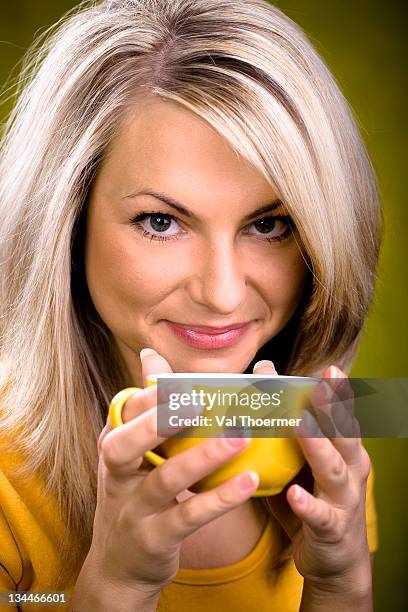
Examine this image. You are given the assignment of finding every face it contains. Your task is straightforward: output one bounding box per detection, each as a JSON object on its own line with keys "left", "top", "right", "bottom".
{"left": 85, "top": 97, "right": 308, "bottom": 386}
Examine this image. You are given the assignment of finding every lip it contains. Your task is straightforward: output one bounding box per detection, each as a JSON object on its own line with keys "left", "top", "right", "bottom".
{"left": 166, "top": 321, "right": 252, "bottom": 333}
{"left": 164, "top": 320, "right": 253, "bottom": 349}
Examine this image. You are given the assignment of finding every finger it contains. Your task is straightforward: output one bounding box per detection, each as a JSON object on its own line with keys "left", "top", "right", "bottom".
{"left": 98, "top": 385, "right": 158, "bottom": 452}
{"left": 265, "top": 488, "right": 302, "bottom": 539}
{"left": 326, "top": 365, "right": 353, "bottom": 399}
{"left": 252, "top": 359, "right": 278, "bottom": 375}
{"left": 320, "top": 366, "right": 363, "bottom": 466}
{"left": 308, "top": 381, "right": 338, "bottom": 438}
{"left": 296, "top": 412, "right": 352, "bottom": 505}
{"left": 139, "top": 436, "right": 252, "bottom": 512}
{"left": 323, "top": 366, "right": 356, "bottom": 429}
{"left": 101, "top": 399, "right": 202, "bottom": 480}
{"left": 324, "top": 366, "right": 361, "bottom": 438}
{"left": 160, "top": 469, "right": 260, "bottom": 545}
{"left": 305, "top": 367, "right": 361, "bottom": 463}
{"left": 140, "top": 348, "right": 173, "bottom": 388}
{"left": 252, "top": 361, "right": 279, "bottom": 400}
{"left": 308, "top": 378, "right": 358, "bottom": 441}
{"left": 98, "top": 421, "right": 112, "bottom": 455}
{"left": 264, "top": 464, "right": 313, "bottom": 539}
{"left": 118, "top": 379, "right": 189, "bottom": 427}
{"left": 121, "top": 384, "right": 158, "bottom": 422}
{"left": 286, "top": 484, "right": 343, "bottom": 541}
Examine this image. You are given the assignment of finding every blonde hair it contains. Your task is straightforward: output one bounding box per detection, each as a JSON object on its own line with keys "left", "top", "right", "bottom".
{"left": 0, "top": 0, "right": 382, "bottom": 585}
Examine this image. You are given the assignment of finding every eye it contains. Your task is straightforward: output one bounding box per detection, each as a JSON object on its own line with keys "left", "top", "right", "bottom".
{"left": 245, "top": 215, "right": 293, "bottom": 242}
{"left": 129, "top": 211, "right": 294, "bottom": 243}
{"left": 129, "top": 211, "right": 182, "bottom": 241}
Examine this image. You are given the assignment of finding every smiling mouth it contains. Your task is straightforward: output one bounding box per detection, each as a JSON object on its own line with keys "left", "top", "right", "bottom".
{"left": 167, "top": 320, "right": 252, "bottom": 332}
{"left": 163, "top": 320, "right": 253, "bottom": 349}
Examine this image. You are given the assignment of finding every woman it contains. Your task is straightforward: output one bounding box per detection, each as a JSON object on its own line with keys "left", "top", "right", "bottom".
{"left": 0, "top": 0, "right": 380, "bottom": 610}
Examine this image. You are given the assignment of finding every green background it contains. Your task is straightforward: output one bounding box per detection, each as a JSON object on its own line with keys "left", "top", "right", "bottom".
{"left": 1, "top": 1, "right": 406, "bottom": 609}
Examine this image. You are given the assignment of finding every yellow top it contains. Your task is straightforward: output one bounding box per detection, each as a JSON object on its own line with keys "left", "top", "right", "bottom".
{"left": 0, "top": 442, "right": 378, "bottom": 611}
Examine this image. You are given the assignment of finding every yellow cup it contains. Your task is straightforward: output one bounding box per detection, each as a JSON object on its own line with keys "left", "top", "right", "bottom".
{"left": 108, "top": 373, "right": 319, "bottom": 496}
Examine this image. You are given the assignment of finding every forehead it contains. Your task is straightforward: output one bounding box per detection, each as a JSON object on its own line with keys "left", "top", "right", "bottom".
{"left": 97, "top": 97, "right": 278, "bottom": 216}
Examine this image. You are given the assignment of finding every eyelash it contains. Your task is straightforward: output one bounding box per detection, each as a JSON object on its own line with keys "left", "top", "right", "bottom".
{"left": 128, "top": 210, "right": 294, "bottom": 243}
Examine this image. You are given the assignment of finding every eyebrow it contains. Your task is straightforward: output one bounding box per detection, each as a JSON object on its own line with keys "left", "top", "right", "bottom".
{"left": 123, "top": 189, "right": 283, "bottom": 222}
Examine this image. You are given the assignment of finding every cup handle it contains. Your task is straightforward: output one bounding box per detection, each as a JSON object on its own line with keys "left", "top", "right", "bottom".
{"left": 108, "top": 382, "right": 167, "bottom": 466}
{"left": 108, "top": 387, "right": 144, "bottom": 428}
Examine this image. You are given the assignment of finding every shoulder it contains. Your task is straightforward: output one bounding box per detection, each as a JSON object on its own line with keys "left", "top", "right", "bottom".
{"left": 0, "top": 438, "right": 30, "bottom": 589}
{"left": 0, "top": 434, "right": 68, "bottom": 590}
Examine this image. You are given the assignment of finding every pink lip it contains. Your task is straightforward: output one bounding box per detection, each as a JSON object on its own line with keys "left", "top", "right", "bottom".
{"left": 164, "top": 320, "right": 253, "bottom": 349}
{"left": 168, "top": 321, "right": 251, "bottom": 333}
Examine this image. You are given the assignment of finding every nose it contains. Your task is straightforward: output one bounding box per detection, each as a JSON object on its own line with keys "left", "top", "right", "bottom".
{"left": 187, "top": 237, "right": 248, "bottom": 314}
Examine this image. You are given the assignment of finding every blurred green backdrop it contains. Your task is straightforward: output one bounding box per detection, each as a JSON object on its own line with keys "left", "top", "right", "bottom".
{"left": 0, "top": 1, "right": 406, "bottom": 610}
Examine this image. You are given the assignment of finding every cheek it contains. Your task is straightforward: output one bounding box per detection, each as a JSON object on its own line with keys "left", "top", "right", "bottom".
{"left": 84, "top": 221, "right": 182, "bottom": 320}
{"left": 261, "top": 247, "right": 308, "bottom": 309}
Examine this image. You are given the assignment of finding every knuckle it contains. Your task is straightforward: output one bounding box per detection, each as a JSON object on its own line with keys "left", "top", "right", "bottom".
{"left": 154, "top": 464, "right": 181, "bottom": 494}
{"left": 348, "top": 487, "right": 361, "bottom": 511}
{"left": 137, "top": 530, "right": 159, "bottom": 557}
{"left": 124, "top": 519, "right": 157, "bottom": 555}
{"left": 318, "top": 505, "right": 338, "bottom": 535}
{"left": 330, "top": 521, "right": 344, "bottom": 542}
{"left": 202, "top": 439, "right": 224, "bottom": 463}
{"left": 143, "top": 412, "right": 158, "bottom": 439}
{"left": 328, "top": 457, "right": 348, "bottom": 484}
{"left": 179, "top": 500, "right": 202, "bottom": 528}
{"left": 119, "top": 509, "right": 133, "bottom": 533}
{"left": 100, "top": 435, "right": 122, "bottom": 469}
{"left": 216, "top": 484, "right": 237, "bottom": 509}
{"left": 359, "top": 447, "right": 371, "bottom": 480}
{"left": 98, "top": 424, "right": 110, "bottom": 455}
{"left": 100, "top": 434, "right": 142, "bottom": 474}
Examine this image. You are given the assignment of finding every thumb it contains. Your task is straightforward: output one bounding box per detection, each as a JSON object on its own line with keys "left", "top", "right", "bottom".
{"left": 252, "top": 359, "right": 278, "bottom": 375}
{"left": 140, "top": 347, "right": 174, "bottom": 387}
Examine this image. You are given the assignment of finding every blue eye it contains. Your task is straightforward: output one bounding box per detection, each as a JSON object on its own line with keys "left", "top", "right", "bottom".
{"left": 129, "top": 211, "right": 294, "bottom": 243}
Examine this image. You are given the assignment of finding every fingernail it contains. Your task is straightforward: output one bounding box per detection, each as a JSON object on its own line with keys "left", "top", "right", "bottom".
{"left": 222, "top": 425, "right": 251, "bottom": 439}
{"left": 238, "top": 471, "right": 259, "bottom": 492}
{"left": 329, "top": 365, "right": 339, "bottom": 379}
{"left": 293, "top": 484, "right": 305, "bottom": 505}
{"left": 224, "top": 436, "right": 249, "bottom": 448}
{"left": 140, "top": 348, "right": 157, "bottom": 360}
{"left": 253, "top": 360, "right": 276, "bottom": 371}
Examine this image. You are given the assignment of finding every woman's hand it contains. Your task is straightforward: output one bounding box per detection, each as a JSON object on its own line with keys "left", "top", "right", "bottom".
{"left": 77, "top": 349, "right": 259, "bottom": 606}
{"left": 253, "top": 361, "right": 373, "bottom": 610}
